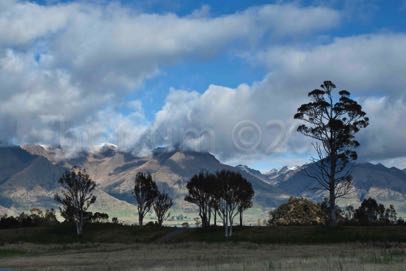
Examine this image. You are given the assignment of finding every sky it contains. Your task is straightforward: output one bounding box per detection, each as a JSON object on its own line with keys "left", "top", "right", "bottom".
{"left": 1, "top": 0, "right": 406, "bottom": 171}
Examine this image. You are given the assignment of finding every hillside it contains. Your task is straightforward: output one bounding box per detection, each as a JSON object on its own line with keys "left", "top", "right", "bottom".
{"left": 0, "top": 145, "right": 286, "bottom": 223}
{"left": 1, "top": 144, "right": 406, "bottom": 222}
{"left": 264, "top": 162, "right": 406, "bottom": 214}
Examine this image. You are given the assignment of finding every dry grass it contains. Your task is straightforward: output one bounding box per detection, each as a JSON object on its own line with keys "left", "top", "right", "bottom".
{"left": 0, "top": 242, "right": 405, "bottom": 270}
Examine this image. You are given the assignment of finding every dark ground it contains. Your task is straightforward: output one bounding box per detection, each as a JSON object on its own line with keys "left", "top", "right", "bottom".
{"left": 1, "top": 223, "right": 406, "bottom": 244}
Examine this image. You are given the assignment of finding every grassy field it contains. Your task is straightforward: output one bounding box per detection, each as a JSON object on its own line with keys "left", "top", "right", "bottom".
{"left": 0, "top": 242, "right": 406, "bottom": 270}
{"left": 0, "top": 225, "right": 406, "bottom": 270}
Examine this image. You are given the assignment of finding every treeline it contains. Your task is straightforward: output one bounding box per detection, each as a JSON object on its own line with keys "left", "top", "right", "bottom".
{"left": 0, "top": 208, "right": 115, "bottom": 229}
{"left": 0, "top": 208, "right": 58, "bottom": 229}
{"left": 268, "top": 197, "right": 404, "bottom": 226}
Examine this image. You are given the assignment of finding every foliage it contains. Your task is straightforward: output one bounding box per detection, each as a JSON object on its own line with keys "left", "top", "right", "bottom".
{"left": 268, "top": 197, "right": 400, "bottom": 226}
{"left": 54, "top": 167, "right": 97, "bottom": 235}
{"left": 215, "top": 170, "right": 254, "bottom": 237}
{"left": 153, "top": 192, "right": 173, "bottom": 226}
{"left": 184, "top": 171, "right": 217, "bottom": 228}
{"left": 294, "top": 81, "right": 369, "bottom": 225}
{"left": 185, "top": 170, "right": 254, "bottom": 238}
{"left": 268, "top": 197, "right": 326, "bottom": 226}
{"left": 90, "top": 212, "right": 109, "bottom": 223}
{"left": 133, "top": 172, "right": 159, "bottom": 226}
{"left": 354, "top": 198, "right": 397, "bottom": 225}
{"left": 0, "top": 208, "right": 58, "bottom": 229}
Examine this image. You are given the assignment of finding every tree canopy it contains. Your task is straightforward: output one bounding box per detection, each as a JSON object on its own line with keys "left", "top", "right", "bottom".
{"left": 54, "top": 167, "right": 96, "bottom": 235}
{"left": 294, "top": 81, "right": 369, "bottom": 225}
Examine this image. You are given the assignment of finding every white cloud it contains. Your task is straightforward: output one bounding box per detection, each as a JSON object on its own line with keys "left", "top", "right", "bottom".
{"left": 137, "top": 33, "right": 406, "bottom": 165}
{"left": 0, "top": 1, "right": 340, "bottom": 148}
{"left": 0, "top": 0, "right": 74, "bottom": 46}
{"left": 258, "top": 34, "right": 406, "bottom": 95}
{"left": 135, "top": 78, "right": 311, "bottom": 163}
{"left": 359, "top": 96, "right": 406, "bottom": 161}
{"left": 2, "top": 1, "right": 405, "bottom": 168}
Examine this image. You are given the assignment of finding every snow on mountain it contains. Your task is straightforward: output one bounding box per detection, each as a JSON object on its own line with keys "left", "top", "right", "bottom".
{"left": 4, "top": 144, "right": 406, "bottom": 219}
{"left": 236, "top": 165, "right": 271, "bottom": 184}
{"left": 3, "top": 145, "right": 286, "bottom": 223}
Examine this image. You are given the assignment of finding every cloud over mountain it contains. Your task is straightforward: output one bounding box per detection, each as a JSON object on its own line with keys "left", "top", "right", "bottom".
{"left": 136, "top": 33, "right": 406, "bottom": 164}
{"left": 0, "top": 1, "right": 406, "bottom": 168}
{"left": 0, "top": 1, "right": 339, "bottom": 148}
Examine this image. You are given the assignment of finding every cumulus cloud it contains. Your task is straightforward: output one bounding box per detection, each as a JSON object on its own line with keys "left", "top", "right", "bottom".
{"left": 136, "top": 33, "right": 406, "bottom": 165}
{"left": 258, "top": 34, "right": 406, "bottom": 95}
{"left": 0, "top": 1, "right": 339, "bottom": 149}
{"left": 2, "top": 1, "right": 406, "bottom": 168}
{"left": 0, "top": 0, "right": 74, "bottom": 46}
{"left": 359, "top": 96, "right": 406, "bottom": 161}
{"left": 255, "top": 33, "right": 406, "bottom": 161}
{"left": 135, "top": 78, "right": 312, "bottom": 163}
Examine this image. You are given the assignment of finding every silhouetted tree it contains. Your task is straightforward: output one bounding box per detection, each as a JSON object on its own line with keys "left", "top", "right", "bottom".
{"left": 185, "top": 170, "right": 254, "bottom": 234}
{"left": 210, "top": 195, "right": 220, "bottom": 227}
{"left": 153, "top": 192, "right": 173, "bottom": 226}
{"left": 185, "top": 171, "right": 217, "bottom": 228}
{"left": 216, "top": 170, "right": 252, "bottom": 237}
{"left": 342, "top": 205, "right": 355, "bottom": 222}
{"left": 59, "top": 203, "right": 75, "bottom": 223}
{"left": 294, "top": 81, "right": 369, "bottom": 225}
{"left": 0, "top": 208, "right": 58, "bottom": 229}
{"left": 91, "top": 212, "right": 109, "bottom": 223}
{"left": 385, "top": 204, "right": 397, "bottom": 224}
{"left": 237, "top": 180, "right": 254, "bottom": 227}
{"left": 353, "top": 198, "right": 396, "bottom": 225}
{"left": 133, "top": 172, "right": 158, "bottom": 226}
{"left": 54, "top": 167, "right": 96, "bottom": 235}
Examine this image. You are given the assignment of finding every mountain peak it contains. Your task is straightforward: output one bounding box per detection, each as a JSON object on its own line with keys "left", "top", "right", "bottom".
{"left": 92, "top": 143, "right": 118, "bottom": 158}
{"left": 236, "top": 165, "right": 262, "bottom": 175}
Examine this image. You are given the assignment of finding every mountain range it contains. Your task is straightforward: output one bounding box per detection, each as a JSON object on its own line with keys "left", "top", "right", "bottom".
{"left": 0, "top": 144, "right": 405, "bottom": 224}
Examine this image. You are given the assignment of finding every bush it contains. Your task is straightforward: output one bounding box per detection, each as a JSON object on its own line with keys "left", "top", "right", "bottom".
{"left": 0, "top": 208, "right": 59, "bottom": 229}
{"left": 268, "top": 197, "right": 326, "bottom": 226}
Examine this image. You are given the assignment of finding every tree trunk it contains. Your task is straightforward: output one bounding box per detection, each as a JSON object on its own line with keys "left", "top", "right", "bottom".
{"left": 228, "top": 212, "right": 233, "bottom": 237}
{"left": 239, "top": 211, "right": 243, "bottom": 227}
{"left": 76, "top": 211, "right": 83, "bottom": 236}
{"left": 208, "top": 208, "right": 211, "bottom": 227}
{"left": 214, "top": 210, "right": 217, "bottom": 226}
{"left": 139, "top": 213, "right": 144, "bottom": 226}
{"left": 76, "top": 222, "right": 81, "bottom": 236}
{"left": 224, "top": 206, "right": 229, "bottom": 238}
{"left": 329, "top": 190, "right": 337, "bottom": 226}
{"left": 202, "top": 213, "right": 208, "bottom": 228}
{"left": 229, "top": 219, "right": 233, "bottom": 237}
{"left": 329, "top": 154, "right": 337, "bottom": 226}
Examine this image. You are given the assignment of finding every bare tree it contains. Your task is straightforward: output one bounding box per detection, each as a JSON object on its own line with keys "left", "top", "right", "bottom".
{"left": 153, "top": 192, "right": 173, "bottom": 226}
{"left": 54, "top": 167, "right": 96, "bottom": 235}
{"left": 294, "top": 81, "right": 369, "bottom": 225}
{"left": 133, "top": 172, "right": 158, "bottom": 226}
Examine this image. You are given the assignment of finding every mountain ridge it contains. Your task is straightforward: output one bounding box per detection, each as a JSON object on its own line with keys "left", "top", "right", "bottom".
{"left": 0, "top": 144, "right": 405, "bottom": 221}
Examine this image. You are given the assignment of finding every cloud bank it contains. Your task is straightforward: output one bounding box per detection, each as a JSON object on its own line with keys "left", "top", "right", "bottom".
{"left": 0, "top": 1, "right": 339, "bottom": 147}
